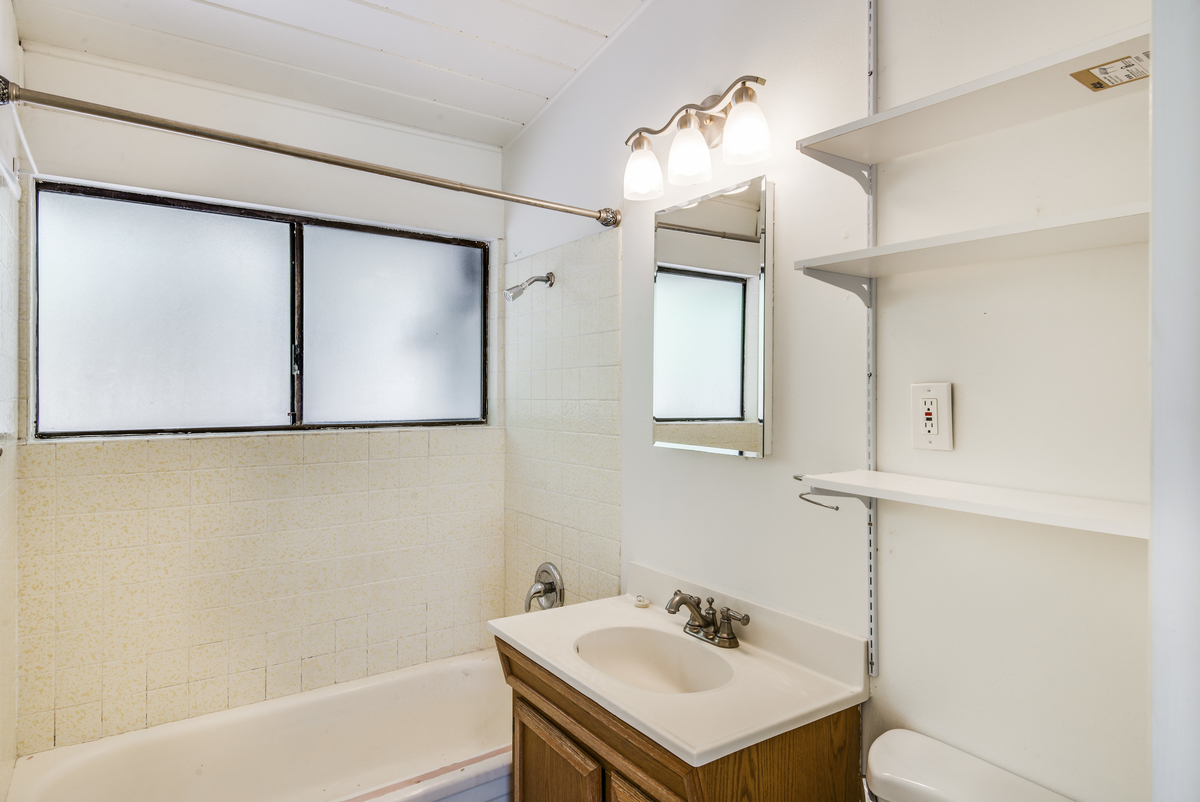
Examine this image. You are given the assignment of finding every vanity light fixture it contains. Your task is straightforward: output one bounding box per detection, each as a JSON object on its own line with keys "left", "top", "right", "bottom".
{"left": 622, "top": 76, "right": 768, "bottom": 200}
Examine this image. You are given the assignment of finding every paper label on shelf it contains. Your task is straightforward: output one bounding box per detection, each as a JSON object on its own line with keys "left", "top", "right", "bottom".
{"left": 1070, "top": 52, "right": 1151, "bottom": 92}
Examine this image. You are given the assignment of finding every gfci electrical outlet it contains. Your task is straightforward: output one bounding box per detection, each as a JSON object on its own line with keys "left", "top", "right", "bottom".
{"left": 912, "top": 383, "right": 953, "bottom": 450}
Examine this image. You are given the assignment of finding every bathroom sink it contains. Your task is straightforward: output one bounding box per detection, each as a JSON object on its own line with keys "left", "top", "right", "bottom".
{"left": 487, "top": 563, "right": 869, "bottom": 767}
{"left": 573, "top": 626, "right": 733, "bottom": 694}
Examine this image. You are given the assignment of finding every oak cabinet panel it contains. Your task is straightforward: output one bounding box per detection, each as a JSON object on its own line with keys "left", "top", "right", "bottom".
{"left": 610, "top": 773, "right": 657, "bottom": 802}
{"left": 514, "top": 698, "right": 603, "bottom": 802}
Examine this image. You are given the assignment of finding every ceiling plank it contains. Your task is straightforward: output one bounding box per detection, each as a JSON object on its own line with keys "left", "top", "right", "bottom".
{"left": 17, "top": 11, "right": 524, "bottom": 145}
{"left": 502, "top": 0, "right": 643, "bottom": 38}
{"left": 38, "top": 0, "right": 546, "bottom": 120}
{"left": 204, "top": 0, "right": 572, "bottom": 96}
{"left": 11, "top": 0, "right": 649, "bottom": 145}
{"left": 356, "top": 0, "right": 603, "bottom": 69}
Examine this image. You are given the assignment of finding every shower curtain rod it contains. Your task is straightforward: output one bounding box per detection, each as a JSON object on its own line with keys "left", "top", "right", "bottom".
{"left": 0, "top": 76, "right": 622, "bottom": 228}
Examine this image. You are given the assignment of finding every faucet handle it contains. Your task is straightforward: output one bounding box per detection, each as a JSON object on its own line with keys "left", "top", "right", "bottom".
{"left": 714, "top": 607, "right": 750, "bottom": 648}
{"left": 720, "top": 607, "right": 750, "bottom": 626}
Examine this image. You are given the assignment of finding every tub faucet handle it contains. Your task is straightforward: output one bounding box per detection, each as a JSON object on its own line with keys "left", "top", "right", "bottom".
{"left": 524, "top": 563, "right": 565, "bottom": 612}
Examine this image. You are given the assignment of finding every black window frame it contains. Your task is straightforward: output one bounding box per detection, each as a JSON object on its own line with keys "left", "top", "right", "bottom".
{"left": 33, "top": 181, "right": 490, "bottom": 439}
{"left": 651, "top": 264, "right": 747, "bottom": 423}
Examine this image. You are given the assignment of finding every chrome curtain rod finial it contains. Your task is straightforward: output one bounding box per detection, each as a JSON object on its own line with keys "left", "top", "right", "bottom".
{"left": 504, "top": 272, "right": 555, "bottom": 303}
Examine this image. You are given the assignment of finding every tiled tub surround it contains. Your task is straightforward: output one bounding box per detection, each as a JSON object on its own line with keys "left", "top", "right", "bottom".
{"left": 14, "top": 428, "right": 505, "bottom": 755}
{"left": 503, "top": 230, "right": 621, "bottom": 615}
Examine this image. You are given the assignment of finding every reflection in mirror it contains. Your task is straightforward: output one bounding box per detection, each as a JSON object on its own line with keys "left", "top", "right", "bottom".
{"left": 653, "top": 177, "right": 772, "bottom": 457}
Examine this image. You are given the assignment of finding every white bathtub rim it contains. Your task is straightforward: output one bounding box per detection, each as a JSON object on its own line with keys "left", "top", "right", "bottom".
{"left": 347, "top": 750, "right": 511, "bottom": 802}
{"left": 9, "top": 649, "right": 503, "bottom": 802}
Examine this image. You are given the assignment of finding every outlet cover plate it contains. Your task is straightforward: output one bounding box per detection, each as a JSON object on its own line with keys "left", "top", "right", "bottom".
{"left": 912, "top": 382, "right": 953, "bottom": 450}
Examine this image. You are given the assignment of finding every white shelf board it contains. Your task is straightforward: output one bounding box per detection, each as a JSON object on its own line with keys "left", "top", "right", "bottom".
{"left": 803, "top": 470, "right": 1149, "bottom": 539}
{"left": 798, "top": 24, "right": 1150, "bottom": 164}
{"left": 795, "top": 202, "right": 1148, "bottom": 278}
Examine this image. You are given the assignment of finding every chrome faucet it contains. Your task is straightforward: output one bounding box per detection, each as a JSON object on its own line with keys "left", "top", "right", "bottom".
{"left": 665, "top": 589, "right": 750, "bottom": 648}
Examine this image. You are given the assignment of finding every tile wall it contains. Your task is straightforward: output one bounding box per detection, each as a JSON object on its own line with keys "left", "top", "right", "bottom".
{"left": 0, "top": 184, "right": 20, "bottom": 794}
{"left": 503, "top": 230, "right": 621, "bottom": 614}
{"left": 14, "top": 429, "right": 505, "bottom": 754}
{"left": 12, "top": 226, "right": 508, "bottom": 755}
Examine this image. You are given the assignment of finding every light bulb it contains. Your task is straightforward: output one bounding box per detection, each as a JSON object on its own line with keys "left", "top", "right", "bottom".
{"left": 623, "top": 134, "right": 663, "bottom": 201}
{"left": 723, "top": 85, "right": 771, "bottom": 165}
{"left": 667, "top": 112, "right": 712, "bottom": 186}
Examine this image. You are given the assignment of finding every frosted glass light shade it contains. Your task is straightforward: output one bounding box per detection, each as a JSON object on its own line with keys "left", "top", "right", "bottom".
{"left": 667, "top": 127, "right": 712, "bottom": 186}
{"left": 623, "top": 147, "right": 664, "bottom": 200}
{"left": 723, "top": 99, "right": 771, "bottom": 165}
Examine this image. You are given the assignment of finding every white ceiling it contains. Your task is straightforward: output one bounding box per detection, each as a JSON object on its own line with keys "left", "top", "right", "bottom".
{"left": 13, "top": 0, "right": 648, "bottom": 146}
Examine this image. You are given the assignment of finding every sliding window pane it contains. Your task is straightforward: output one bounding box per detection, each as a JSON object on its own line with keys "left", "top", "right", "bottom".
{"left": 37, "top": 191, "right": 293, "bottom": 433}
{"left": 653, "top": 269, "right": 745, "bottom": 420}
{"left": 303, "top": 226, "right": 484, "bottom": 423}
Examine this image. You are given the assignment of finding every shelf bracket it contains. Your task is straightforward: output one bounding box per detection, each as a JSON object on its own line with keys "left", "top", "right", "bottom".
{"left": 798, "top": 145, "right": 873, "bottom": 194}
{"left": 794, "top": 475, "right": 872, "bottom": 507}
{"left": 801, "top": 267, "right": 873, "bottom": 308}
{"left": 808, "top": 486, "right": 873, "bottom": 506}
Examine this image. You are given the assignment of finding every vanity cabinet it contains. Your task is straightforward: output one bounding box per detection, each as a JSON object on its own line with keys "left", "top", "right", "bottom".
{"left": 496, "top": 638, "right": 861, "bottom": 802}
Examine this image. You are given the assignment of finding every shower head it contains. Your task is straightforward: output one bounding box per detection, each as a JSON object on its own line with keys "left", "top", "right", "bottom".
{"left": 504, "top": 272, "right": 555, "bottom": 302}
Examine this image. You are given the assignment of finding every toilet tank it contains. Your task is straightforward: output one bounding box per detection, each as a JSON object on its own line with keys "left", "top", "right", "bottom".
{"left": 866, "top": 730, "right": 1074, "bottom": 802}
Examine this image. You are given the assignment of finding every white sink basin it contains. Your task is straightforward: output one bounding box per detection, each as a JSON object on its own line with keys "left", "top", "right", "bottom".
{"left": 487, "top": 563, "right": 869, "bottom": 767}
{"left": 574, "top": 626, "right": 733, "bottom": 694}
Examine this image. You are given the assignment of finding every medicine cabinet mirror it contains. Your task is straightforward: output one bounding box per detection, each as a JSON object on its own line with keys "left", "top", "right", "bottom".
{"left": 653, "top": 176, "right": 773, "bottom": 457}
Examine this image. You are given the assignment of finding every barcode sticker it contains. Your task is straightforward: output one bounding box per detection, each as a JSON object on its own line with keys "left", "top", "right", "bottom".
{"left": 1071, "top": 51, "right": 1151, "bottom": 92}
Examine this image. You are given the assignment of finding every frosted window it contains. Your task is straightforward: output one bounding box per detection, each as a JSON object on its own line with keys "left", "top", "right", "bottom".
{"left": 303, "top": 226, "right": 484, "bottom": 423}
{"left": 37, "top": 191, "right": 293, "bottom": 433}
{"left": 653, "top": 269, "right": 745, "bottom": 420}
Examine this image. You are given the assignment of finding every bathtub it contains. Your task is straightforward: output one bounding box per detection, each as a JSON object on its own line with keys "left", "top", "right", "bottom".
{"left": 8, "top": 651, "right": 513, "bottom": 802}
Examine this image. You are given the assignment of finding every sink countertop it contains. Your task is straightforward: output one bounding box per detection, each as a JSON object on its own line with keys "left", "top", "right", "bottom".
{"left": 486, "top": 564, "right": 869, "bottom": 767}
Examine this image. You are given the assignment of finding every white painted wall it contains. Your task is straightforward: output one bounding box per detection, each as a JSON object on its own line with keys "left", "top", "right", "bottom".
{"left": 503, "top": 1, "right": 1150, "bottom": 800}
{"left": 17, "top": 45, "right": 503, "bottom": 240}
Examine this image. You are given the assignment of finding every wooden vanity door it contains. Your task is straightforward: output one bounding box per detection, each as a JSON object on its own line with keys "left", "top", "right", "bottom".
{"left": 514, "top": 699, "right": 603, "bottom": 802}
{"left": 608, "top": 773, "right": 656, "bottom": 802}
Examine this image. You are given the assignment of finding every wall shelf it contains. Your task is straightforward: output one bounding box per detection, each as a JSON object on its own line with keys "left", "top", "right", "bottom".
{"left": 801, "top": 470, "right": 1149, "bottom": 539}
{"left": 797, "top": 23, "right": 1150, "bottom": 166}
{"left": 795, "top": 202, "right": 1148, "bottom": 278}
